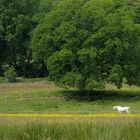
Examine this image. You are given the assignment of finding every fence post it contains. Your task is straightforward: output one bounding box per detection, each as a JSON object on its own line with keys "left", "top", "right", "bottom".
{"left": 20, "top": 93, "right": 23, "bottom": 100}
{"left": 35, "top": 92, "right": 37, "bottom": 99}
{"left": 89, "top": 111, "right": 92, "bottom": 115}
{"left": 5, "top": 96, "right": 8, "bottom": 103}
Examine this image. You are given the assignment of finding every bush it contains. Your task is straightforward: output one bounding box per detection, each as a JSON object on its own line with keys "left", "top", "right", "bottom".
{"left": 85, "top": 78, "right": 104, "bottom": 90}
{"left": 60, "top": 72, "right": 85, "bottom": 90}
{"left": 4, "top": 66, "right": 17, "bottom": 82}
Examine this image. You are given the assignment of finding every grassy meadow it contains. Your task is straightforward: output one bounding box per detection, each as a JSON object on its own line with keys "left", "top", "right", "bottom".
{"left": 0, "top": 80, "right": 139, "bottom": 114}
{"left": 0, "top": 79, "right": 140, "bottom": 139}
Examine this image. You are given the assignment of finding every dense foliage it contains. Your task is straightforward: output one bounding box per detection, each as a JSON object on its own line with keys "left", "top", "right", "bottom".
{"left": 0, "top": 0, "right": 140, "bottom": 89}
{"left": 32, "top": 0, "right": 140, "bottom": 89}
{"left": 0, "top": 0, "right": 57, "bottom": 77}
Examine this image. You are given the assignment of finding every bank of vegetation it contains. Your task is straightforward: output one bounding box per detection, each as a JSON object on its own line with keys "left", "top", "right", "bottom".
{"left": 0, "top": 0, "right": 140, "bottom": 90}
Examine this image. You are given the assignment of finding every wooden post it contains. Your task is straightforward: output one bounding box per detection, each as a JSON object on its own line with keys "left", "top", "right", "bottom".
{"left": 5, "top": 96, "right": 7, "bottom": 103}
{"left": 89, "top": 111, "right": 92, "bottom": 115}
{"left": 21, "top": 93, "right": 23, "bottom": 100}
{"left": 35, "top": 93, "right": 37, "bottom": 99}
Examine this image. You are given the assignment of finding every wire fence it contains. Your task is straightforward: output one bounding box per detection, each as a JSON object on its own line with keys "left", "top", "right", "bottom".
{"left": 0, "top": 92, "right": 140, "bottom": 114}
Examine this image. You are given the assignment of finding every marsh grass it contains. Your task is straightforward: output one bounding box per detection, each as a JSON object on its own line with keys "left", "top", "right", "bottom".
{"left": 0, "top": 118, "right": 139, "bottom": 140}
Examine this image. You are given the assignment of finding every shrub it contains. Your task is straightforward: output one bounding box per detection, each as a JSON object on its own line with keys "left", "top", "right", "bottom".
{"left": 4, "top": 66, "right": 17, "bottom": 82}
{"left": 85, "top": 78, "right": 104, "bottom": 90}
{"left": 60, "top": 72, "right": 85, "bottom": 90}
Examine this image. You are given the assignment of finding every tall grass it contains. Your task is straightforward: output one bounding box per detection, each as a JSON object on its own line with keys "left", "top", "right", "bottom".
{"left": 0, "top": 118, "right": 139, "bottom": 140}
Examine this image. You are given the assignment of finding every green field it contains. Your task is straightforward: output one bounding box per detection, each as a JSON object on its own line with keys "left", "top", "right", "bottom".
{"left": 0, "top": 81, "right": 140, "bottom": 139}
{"left": 0, "top": 81, "right": 140, "bottom": 114}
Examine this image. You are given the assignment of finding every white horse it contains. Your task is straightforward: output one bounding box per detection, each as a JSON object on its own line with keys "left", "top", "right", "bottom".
{"left": 113, "top": 106, "right": 130, "bottom": 114}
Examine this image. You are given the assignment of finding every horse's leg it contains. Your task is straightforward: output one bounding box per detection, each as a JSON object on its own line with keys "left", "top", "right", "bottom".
{"left": 118, "top": 110, "right": 121, "bottom": 114}
{"left": 128, "top": 110, "right": 130, "bottom": 114}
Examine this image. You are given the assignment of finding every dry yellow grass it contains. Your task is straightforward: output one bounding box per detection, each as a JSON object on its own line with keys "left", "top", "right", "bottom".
{"left": 0, "top": 113, "right": 140, "bottom": 117}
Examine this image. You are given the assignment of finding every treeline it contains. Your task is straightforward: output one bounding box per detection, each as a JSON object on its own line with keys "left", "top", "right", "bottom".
{"left": 0, "top": 0, "right": 140, "bottom": 89}
{"left": 0, "top": 0, "right": 59, "bottom": 77}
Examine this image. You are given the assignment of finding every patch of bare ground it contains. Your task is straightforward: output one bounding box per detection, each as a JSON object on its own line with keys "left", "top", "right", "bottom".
{"left": 0, "top": 81, "right": 60, "bottom": 90}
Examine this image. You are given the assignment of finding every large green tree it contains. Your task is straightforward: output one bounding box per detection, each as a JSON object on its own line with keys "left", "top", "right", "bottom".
{"left": 31, "top": 0, "right": 140, "bottom": 89}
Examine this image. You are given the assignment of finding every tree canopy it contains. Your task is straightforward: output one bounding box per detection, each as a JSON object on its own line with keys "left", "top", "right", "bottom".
{"left": 31, "top": 0, "right": 140, "bottom": 89}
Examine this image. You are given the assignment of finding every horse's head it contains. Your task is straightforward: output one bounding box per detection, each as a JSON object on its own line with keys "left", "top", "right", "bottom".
{"left": 113, "top": 106, "right": 117, "bottom": 110}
